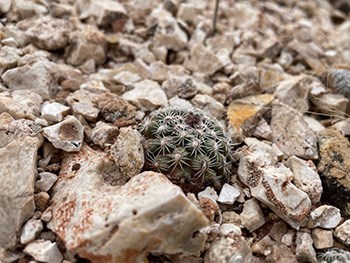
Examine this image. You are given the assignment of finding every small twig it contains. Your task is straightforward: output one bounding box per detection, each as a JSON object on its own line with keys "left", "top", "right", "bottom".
{"left": 210, "top": 0, "right": 220, "bottom": 37}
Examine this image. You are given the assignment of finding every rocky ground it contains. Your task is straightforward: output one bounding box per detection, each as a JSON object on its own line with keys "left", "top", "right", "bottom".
{"left": 0, "top": 0, "right": 350, "bottom": 262}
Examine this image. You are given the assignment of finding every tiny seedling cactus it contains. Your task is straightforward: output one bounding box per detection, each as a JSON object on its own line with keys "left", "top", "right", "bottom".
{"left": 138, "top": 106, "right": 232, "bottom": 191}
{"left": 317, "top": 248, "right": 350, "bottom": 263}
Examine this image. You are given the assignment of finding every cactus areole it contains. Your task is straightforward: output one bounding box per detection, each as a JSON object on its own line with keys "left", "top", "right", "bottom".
{"left": 138, "top": 107, "right": 232, "bottom": 192}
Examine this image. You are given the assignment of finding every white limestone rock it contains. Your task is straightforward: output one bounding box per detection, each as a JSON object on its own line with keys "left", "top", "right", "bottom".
{"left": 24, "top": 240, "right": 63, "bottom": 263}
{"left": 334, "top": 220, "right": 350, "bottom": 247}
{"left": 48, "top": 145, "right": 208, "bottom": 262}
{"left": 122, "top": 79, "right": 168, "bottom": 111}
{"left": 310, "top": 93, "right": 349, "bottom": 117}
{"left": 0, "top": 46, "right": 21, "bottom": 72}
{"left": 198, "top": 187, "right": 219, "bottom": 202}
{"left": 191, "top": 94, "right": 225, "bottom": 119}
{"left": 286, "top": 156, "right": 322, "bottom": 204}
{"left": 2, "top": 60, "right": 62, "bottom": 100}
{"left": 271, "top": 102, "right": 318, "bottom": 159}
{"left": 113, "top": 71, "right": 141, "bottom": 87}
{"left": 0, "top": 136, "right": 41, "bottom": 249}
{"left": 0, "top": 90, "right": 43, "bottom": 120}
{"left": 26, "top": 16, "right": 73, "bottom": 51}
{"left": 238, "top": 139, "right": 312, "bottom": 229}
{"left": 240, "top": 199, "right": 265, "bottom": 232}
{"left": 295, "top": 232, "right": 317, "bottom": 263}
{"left": 219, "top": 223, "right": 242, "bottom": 236}
{"left": 307, "top": 205, "right": 341, "bottom": 229}
{"left": 111, "top": 127, "right": 144, "bottom": 178}
{"left": 20, "top": 219, "right": 44, "bottom": 245}
{"left": 217, "top": 183, "right": 240, "bottom": 205}
{"left": 35, "top": 172, "right": 58, "bottom": 192}
{"left": 43, "top": 116, "right": 84, "bottom": 152}
{"left": 41, "top": 102, "right": 70, "bottom": 123}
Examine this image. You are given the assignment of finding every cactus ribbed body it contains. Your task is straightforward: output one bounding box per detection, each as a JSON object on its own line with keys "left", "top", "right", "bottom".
{"left": 139, "top": 107, "right": 231, "bottom": 191}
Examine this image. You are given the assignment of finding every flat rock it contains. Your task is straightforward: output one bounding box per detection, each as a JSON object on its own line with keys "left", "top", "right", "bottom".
{"left": 0, "top": 136, "right": 41, "bottom": 249}
{"left": 271, "top": 102, "right": 318, "bottom": 159}
{"left": 185, "top": 43, "right": 223, "bottom": 75}
{"left": 317, "top": 128, "right": 350, "bottom": 216}
{"left": 65, "top": 25, "right": 107, "bottom": 66}
{"left": 24, "top": 240, "right": 63, "bottom": 263}
{"left": 41, "top": 102, "right": 70, "bottom": 123}
{"left": 307, "top": 205, "right": 342, "bottom": 229}
{"left": 312, "top": 228, "right": 333, "bottom": 249}
{"left": 238, "top": 139, "right": 311, "bottom": 229}
{"left": 48, "top": 145, "right": 208, "bottom": 262}
{"left": 2, "top": 60, "right": 62, "bottom": 100}
{"left": 0, "top": 90, "right": 43, "bottom": 120}
{"left": 43, "top": 116, "right": 84, "bottom": 152}
{"left": 122, "top": 79, "right": 168, "bottom": 111}
{"left": 198, "top": 187, "right": 219, "bottom": 202}
{"left": 240, "top": 199, "right": 266, "bottom": 232}
{"left": 26, "top": 16, "right": 73, "bottom": 50}
{"left": 217, "top": 183, "right": 240, "bottom": 205}
{"left": 111, "top": 127, "right": 144, "bottom": 178}
{"left": 286, "top": 156, "right": 322, "bottom": 204}
{"left": 35, "top": 172, "right": 58, "bottom": 192}
{"left": 334, "top": 219, "right": 350, "bottom": 247}
{"left": 204, "top": 235, "right": 253, "bottom": 263}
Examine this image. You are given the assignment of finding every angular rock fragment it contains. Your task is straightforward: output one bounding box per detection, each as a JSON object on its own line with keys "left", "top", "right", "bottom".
{"left": 191, "top": 94, "right": 225, "bottom": 119}
{"left": 240, "top": 199, "right": 265, "bottom": 232}
{"left": 24, "top": 240, "right": 63, "bottom": 263}
{"left": 286, "top": 156, "right": 322, "bottom": 204}
{"left": 122, "top": 79, "right": 168, "bottom": 111}
{"left": 111, "top": 127, "right": 144, "bottom": 178}
{"left": 318, "top": 128, "right": 350, "bottom": 216}
{"left": 198, "top": 187, "right": 219, "bottom": 202}
{"left": 35, "top": 172, "right": 58, "bottom": 192}
{"left": 41, "top": 102, "right": 70, "bottom": 123}
{"left": 295, "top": 232, "right": 317, "bottom": 263}
{"left": 0, "top": 136, "right": 41, "bottom": 249}
{"left": 2, "top": 60, "right": 62, "bottom": 100}
{"left": 43, "top": 116, "right": 84, "bottom": 152}
{"left": 217, "top": 183, "right": 240, "bottom": 205}
{"left": 0, "top": 90, "right": 43, "bottom": 120}
{"left": 238, "top": 139, "right": 311, "bottom": 229}
{"left": 26, "top": 16, "right": 73, "bottom": 50}
{"left": 162, "top": 78, "right": 197, "bottom": 100}
{"left": 185, "top": 43, "right": 223, "bottom": 75}
{"left": 89, "top": 121, "right": 119, "bottom": 148}
{"left": 265, "top": 245, "right": 298, "bottom": 263}
{"left": 312, "top": 229, "right": 333, "bottom": 249}
{"left": 333, "top": 118, "right": 350, "bottom": 136}
{"left": 334, "top": 220, "right": 350, "bottom": 247}
{"left": 271, "top": 102, "right": 318, "bottom": 159}
{"left": 307, "top": 205, "right": 341, "bottom": 229}
{"left": 204, "top": 235, "right": 253, "bottom": 263}
{"left": 251, "top": 118, "right": 273, "bottom": 141}
{"left": 0, "top": 46, "right": 21, "bottom": 72}
{"left": 310, "top": 92, "right": 349, "bottom": 117}
{"left": 48, "top": 145, "right": 208, "bottom": 262}
{"left": 20, "top": 219, "right": 44, "bottom": 245}
{"left": 65, "top": 25, "right": 107, "bottom": 66}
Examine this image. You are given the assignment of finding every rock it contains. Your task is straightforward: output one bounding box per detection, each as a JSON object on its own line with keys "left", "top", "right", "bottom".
{"left": 26, "top": 16, "right": 73, "bottom": 50}
{"left": 251, "top": 118, "right": 273, "bottom": 141}
{"left": 48, "top": 145, "right": 208, "bottom": 262}
{"left": 43, "top": 116, "right": 84, "bottom": 152}
{"left": 0, "top": 136, "right": 41, "bottom": 249}
{"left": 198, "top": 197, "right": 220, "bottom": 222}
{"left": 238, "top": 139, "right": 311, "bottom": 229}
{"left": 7, "top": 0, "right": 48, "bottom": 21}
{"left": 185, "top": 43, "right": 223, "bottom": 75}
{"left": 0, "top": 0, "right": 11, "bottom": 14}
{"left": 2, "top": 60, "right": 62, "bottom": 100}
{"left": 310, "top": 93, "right": 349, "bottom": 117}
{"left": 312, "top": 229, "right": 333, "bottom": 249}
{"left": 295, "top": 232, "right": 317, "bottom": 263}
{"left": 334, "top": 220, "right": 350, "bottom": 246}
{"left": 77, "top": 0, "right": 127, "bottom": 29}
{"left": 35, "top": 172, "right": 58, "bottom": 192}
{"left": 20, "top": 219, "right": 44, "bottom": 245}
{"left": 271, "top": 102, "right": 318, "bottom": 159}
{"left": 41, "top": 102, "right": 70, "bottom": 123}
{"left": 0, "top": 90, "right": 43, "bottom": 120}
{"left": 113, "top": 71, "right": 141, "bottom": 87}
{"left": 321, "top": 68, "right": 350, "bottom": 97}
{"left": 240, "top": 198, "right": 265, "bottom": 232}
{"left": 0, "top": 248, "right": 23, "bottom": 263}
{"left": 251, "top": 235, "right": 277, "bottom": 256}
{"left": 265, "top": 245, "right": 298, "bottom": 263}
{"left": 204, "top": 235, "right": 253, "bottom": 263}
{"left": 303, "top": 116, "right": 325, "bottom": 133}
{"left": 333, "top": 118, "right": 350, "bottom": 136}
{"left": 111, "top": 127, "right": 144, "bottom": 178}
{"left": 274, "top": 76, "right": 310, "bottom": 113}
{"left": 281, "top": 230, "right": 295, "bottom": 247}
{"left": 219, "top": 223, "right": 242, "bottom": 236}
{"left": 65, "top": 25, "right": 107, "bottom": 66}
{"left": 217, "top": 183, "right": 240, "bottom": 205}
{"left": 177, "top": 3, "right": 200, "bottom": 24}
{"left": 198, "top": 187, "right": 219, "bottom": 201}
{"left": 308, "top": 205, "right": 342, "bottom": 229}
{"left": 0, "top": 46, "right": 21, "bottom": 72}
{"left": 122, "top": 79, "right": 168, "bottom": 111}
{"left": 222, "top": 211, "right": 241, "bottom": 225}
{"left": 162, "top": 78, "right": 197, "bottom": 100}
{"left": 317, "top": 128, "right": 350, "bottom": 216}
{"left": 268, "top": 221, "right": 288, "bottom": 242}
{"left": 0, "top": 113, "right": 42, "bottom": 147}
{"left": 286, "top": 156, "right": 322, "bottom": 204}
{"left": 89, "top": 121, "right": 119, "bottom": 148}
{"left": 227, "top": 94, "right": 274, "bottom": 139}
{"left": 24, "top": 240, "right": 63, "bottom": 263}
{"left": 35, "top": 192, "right": 50, "bottom": 212}
{"left": 191, "top": 94, "right": 225, "bottom": 119}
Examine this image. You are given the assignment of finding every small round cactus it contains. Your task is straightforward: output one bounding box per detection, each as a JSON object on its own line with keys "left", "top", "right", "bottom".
{"left": 138, "top": 106, "right": 232, "bottom": 191}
